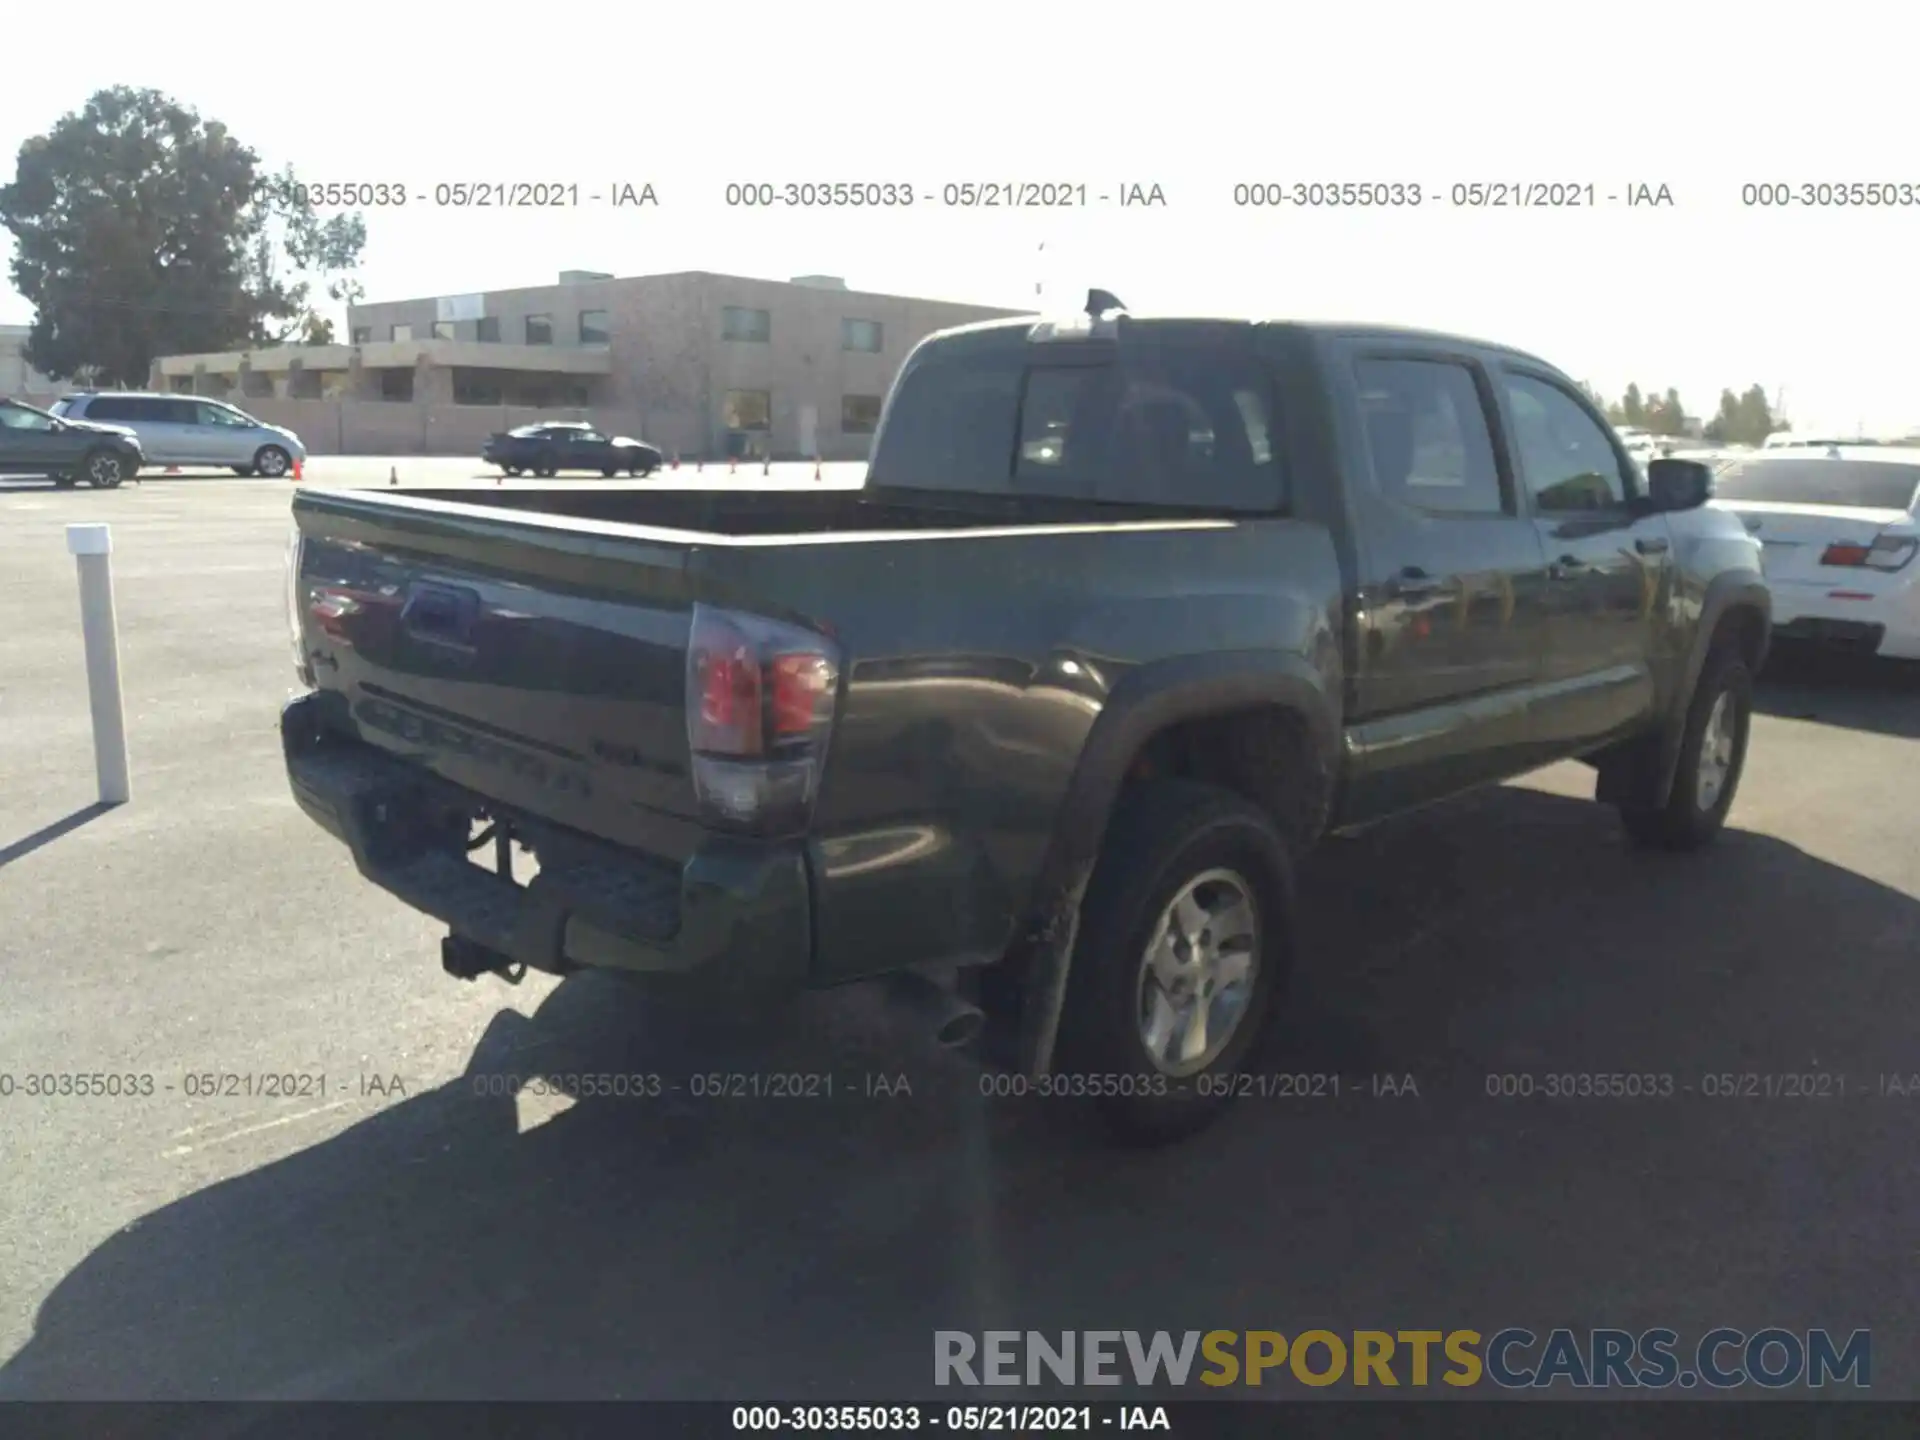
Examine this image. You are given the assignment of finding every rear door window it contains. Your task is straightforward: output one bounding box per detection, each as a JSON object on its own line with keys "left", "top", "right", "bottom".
{"left": 1352, "top": 358, "right": 1506, "bottom": 515}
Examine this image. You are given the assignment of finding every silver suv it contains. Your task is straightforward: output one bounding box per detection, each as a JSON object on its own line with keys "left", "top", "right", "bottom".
{"left": 51, "top": 393, "right": 307, "bottom": 477}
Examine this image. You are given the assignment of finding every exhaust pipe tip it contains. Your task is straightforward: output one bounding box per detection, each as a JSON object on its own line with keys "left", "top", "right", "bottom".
{"left": 883, "top": 969, "right": 987, "bottom": 1051}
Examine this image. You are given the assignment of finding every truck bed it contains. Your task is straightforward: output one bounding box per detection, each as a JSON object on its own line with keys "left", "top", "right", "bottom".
{"left": 380, "top": 482, "right": 1239, "bottom": 538}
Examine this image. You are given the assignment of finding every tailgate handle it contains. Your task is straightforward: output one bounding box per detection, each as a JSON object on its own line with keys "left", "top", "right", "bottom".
{"left": 401, "top": 584, "right": 480, "bottom": 651}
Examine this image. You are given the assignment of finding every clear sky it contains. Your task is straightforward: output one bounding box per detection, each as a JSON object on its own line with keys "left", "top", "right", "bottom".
{"left": 1, "top": 0, "right": 1912, "bottom": 435}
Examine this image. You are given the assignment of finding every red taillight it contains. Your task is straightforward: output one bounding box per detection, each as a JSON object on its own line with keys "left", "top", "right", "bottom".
{"left": 1821, "top": 534, "right": 1919, "bottom": 571}
{"left": 698, "top": 640, "right": 762, "bottom": 748}
{"left": 685, "top": 604, "right": 842, "bottom": 834}
{"left": 771, "top": 652, "right": 834, "bottom": 737}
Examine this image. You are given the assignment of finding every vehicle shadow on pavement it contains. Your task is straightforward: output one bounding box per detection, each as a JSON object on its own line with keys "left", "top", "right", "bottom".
{"left": 5, "top": 787, "right": 1919, "bottom": 1404}
{"left": 1756, "top": 647, "right": 1920, "bottom": 739}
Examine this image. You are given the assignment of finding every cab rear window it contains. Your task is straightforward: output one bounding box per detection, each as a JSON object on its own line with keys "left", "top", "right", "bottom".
{"left": 868, "top": 330, "right": 1286, "bottom": 512}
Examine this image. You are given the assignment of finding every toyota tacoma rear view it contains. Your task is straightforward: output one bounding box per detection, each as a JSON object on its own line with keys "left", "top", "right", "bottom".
{"left": 281, "top": 296, "right": 1770, "bottom": 1142}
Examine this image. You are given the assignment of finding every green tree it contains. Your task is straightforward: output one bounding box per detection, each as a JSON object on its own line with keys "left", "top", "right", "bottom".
{"left": 1642, "top": 388, "right": 1689, "bottom": 436}
{"left": 1733, "top": 385, "right": 1773, "bottom": 445}
{"left": 1704, "top": 389, "right": 1740, "bottom": 444}
{"left": 1621, "top": 383, "right": 1646, "bottom": 426}
{"left": 1703, "top": 385, "right": 1778, "bottom": 445}
{"left": 0, "top": 87, "right": 366, "bottom": 385}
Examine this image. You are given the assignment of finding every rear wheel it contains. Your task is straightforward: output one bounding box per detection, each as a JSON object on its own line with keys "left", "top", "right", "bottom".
{"left": 1615, "top": 647, "right": 1753, "bottom": 851}
{"left": 84, "top": 448, "right": 127, "bottom": 489}
{"left": 1055, "top": 780, "right": 1293, "bottom": 1145}
{"left": 253, "top": 445, "right": 291, "bottom": 478}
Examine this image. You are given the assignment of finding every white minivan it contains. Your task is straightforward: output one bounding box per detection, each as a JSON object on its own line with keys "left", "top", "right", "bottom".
{"left": 51, "top": 392, "right": 307, "bottom": 477}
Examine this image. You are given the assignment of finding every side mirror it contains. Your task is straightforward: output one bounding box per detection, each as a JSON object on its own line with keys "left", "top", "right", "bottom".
{"left": 1646, "top": 457, "right": 1712, "bottom": 513}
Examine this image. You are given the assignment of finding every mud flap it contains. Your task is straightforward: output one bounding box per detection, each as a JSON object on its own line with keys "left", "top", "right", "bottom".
{"left": 1013, "top": 868, "right": 1092, "bottom": 1079}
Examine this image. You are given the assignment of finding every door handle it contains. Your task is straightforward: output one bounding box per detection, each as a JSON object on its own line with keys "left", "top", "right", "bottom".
{"left": 1384, "top": 567, "right": 1446, "bottom": 600}
{"left": 1547, "top": 555, "right": 1586, "bottom": 581}
{"left": 1635, "top": 536, "right": 1671, "bottom": 555}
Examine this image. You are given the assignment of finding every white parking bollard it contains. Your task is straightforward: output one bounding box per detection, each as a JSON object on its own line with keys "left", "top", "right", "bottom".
{"left": 65, "top": 523, "right": 130, "bottom": 805}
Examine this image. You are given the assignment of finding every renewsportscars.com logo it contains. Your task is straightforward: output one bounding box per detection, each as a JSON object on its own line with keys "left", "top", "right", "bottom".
{"left": 934, "top": 1328, "right": 1871, "bottom": 1390}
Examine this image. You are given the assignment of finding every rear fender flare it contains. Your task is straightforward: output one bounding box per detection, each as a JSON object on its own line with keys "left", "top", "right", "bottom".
{"left": 1013, "top": 650, "right": 1341, "bottom": 1076}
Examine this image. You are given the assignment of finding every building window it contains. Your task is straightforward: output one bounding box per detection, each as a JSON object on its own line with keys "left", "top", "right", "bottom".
{"left": 525, "top": 315, "right": 553, "bottom": 345}
{"left": 453, "top": 369, "right": 504, "bottom": 406}
{"left": 431, "top": 321, "right": 455, "bottom": 340}
{"left": 842, "top": 318, "right": 883, "bottom": 353}
{"left": 722, "top": 306, "right": 771, "bottom": 343}
{"left": 391, "top": 324, "right": 413, "bottom": 342}
{"left": 350, "top": 326, "right": 371, "bottom": 344}
{"left": 380, "top": 369, "right": 414, "bottom": 401}
{"left": 476, "top": 316, "right": 500, "bottom": 343}
{"left": 841, "top": 394, "right": 883, "bottom": 434}
{"left": 579, "top": 309, "right": 610, "bottom": 344}
{"left": 724, "top": 390, "right": 772, "bottom": 431}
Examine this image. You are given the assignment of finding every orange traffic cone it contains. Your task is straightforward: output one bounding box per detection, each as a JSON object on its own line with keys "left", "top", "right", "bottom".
{"left": 813, "top": 457, "right": 822, "bottom": 481}
{"left": 671, "top": 453, "right": 680, "bottom": 471}
{"left": 164, "top": 466, "right": 181, "bottom": 475}
{"left": 729, "top": 456, "right": 737, "bottom": 474}
{"left": 291, "top": 458, "right": 303, "bottom": 482}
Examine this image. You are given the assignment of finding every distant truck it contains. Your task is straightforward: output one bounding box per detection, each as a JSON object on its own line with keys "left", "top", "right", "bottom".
{"left": 281, "top": 296, "right": 1770, "bottom": 1142}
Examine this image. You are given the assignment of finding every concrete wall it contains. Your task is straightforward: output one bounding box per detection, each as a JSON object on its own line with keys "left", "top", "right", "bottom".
{"left": 233, "top": 399, "right": 606, "bottom": 457}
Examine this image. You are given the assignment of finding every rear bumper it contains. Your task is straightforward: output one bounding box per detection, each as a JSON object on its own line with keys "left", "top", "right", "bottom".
{"left": 281, "top": 692, "right": 812, "bottom": 997}
{"left": 1769, "top": 580, "right": 1920, "bottom": 659}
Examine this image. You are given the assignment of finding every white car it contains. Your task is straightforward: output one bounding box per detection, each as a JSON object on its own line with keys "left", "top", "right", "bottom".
{"left": 1711, "top": 446, "right": 1920, "bottom": 658}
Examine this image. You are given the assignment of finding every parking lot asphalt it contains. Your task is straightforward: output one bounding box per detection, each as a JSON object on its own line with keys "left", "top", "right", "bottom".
{"left": 1, "top": 452, "right": 872, "bottom": 495}
{"left": 2, "top": 476, "right": 1918, "bottom": 1401}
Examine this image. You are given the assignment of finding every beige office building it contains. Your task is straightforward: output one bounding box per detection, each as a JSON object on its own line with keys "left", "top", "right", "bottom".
{"left": 149, "top": 271, "right": 1030, "bottom": 460}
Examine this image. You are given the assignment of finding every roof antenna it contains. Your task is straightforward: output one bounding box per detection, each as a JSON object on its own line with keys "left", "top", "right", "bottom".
{"left": 1086, "top": 288, "right": 1125, "bottom": 318}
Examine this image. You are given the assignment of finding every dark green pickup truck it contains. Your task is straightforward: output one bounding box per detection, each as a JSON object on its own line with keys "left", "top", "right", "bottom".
{"left": 282, "top": 299, "right": 1769, "bottom": 1141}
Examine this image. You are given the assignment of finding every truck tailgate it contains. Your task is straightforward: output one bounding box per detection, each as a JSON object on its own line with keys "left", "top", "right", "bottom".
{"left": 291, "top": 489, "right": 715, "bottom": 850}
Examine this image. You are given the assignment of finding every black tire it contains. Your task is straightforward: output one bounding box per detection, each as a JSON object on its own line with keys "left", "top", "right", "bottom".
{"left": 253, "top": 445, "right": 291, "bottom": 478}
{"left": 1055, "top": 779, "right": 1294, "bottom": 1145}
{"left": 83, "top": 448, "right": 126, "bottom": 489}
{"left": 1616, "top": 648, "right": 1754, "bottom": 851}
{"left": 535, "top": 453, "right": 558, "bottom": 478}
{"left": 601, "top": 465, "right": 618, "bottom": 478}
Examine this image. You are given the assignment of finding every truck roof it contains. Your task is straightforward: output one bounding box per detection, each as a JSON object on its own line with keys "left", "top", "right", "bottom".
{"left": 928, "top": 312, "right": 1556, "bottom": 369}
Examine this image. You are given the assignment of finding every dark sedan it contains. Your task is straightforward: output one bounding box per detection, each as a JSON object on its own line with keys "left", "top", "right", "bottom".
{"left": 0, "top": 396, "right": 143, "bottom": 488}
{"left": 482, "top": 422, "right": 664, "bottom": 478}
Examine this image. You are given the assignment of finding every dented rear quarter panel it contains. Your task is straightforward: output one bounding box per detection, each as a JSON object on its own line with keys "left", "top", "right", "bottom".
{"left": 691, "top": 521, "right": 1347, "bottom": 983}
